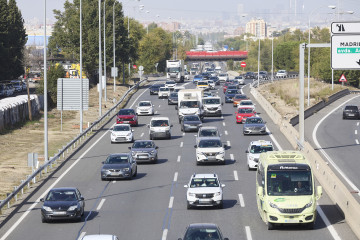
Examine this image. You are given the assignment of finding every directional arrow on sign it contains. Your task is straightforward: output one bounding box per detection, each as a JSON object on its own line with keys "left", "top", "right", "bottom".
{"left": 357, "top": 59, "right": 360, "bottom": 66}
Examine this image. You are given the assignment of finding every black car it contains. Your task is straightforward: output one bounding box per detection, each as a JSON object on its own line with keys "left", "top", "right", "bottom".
{"left": 168, "top": 92, "right": 178, "bottom": 105}
{"left": 129, "top": 140, "right": 158, "bottom": 163}
{"left": 258, "top": 71, "right": 268, "bottom": 80}
{"left": 149, "top": 84, "right": 165, "bottom": 95}
{"left": 201, "top": 72, "right": 210, "bottom": 80}
{"left": 224, "top": 89, "right": 239, "bottom": 103}
{"left": 181, "top": 114, "right": 202, "bottom": 132}
{"left": 343, "top": 105, "right": 360, "bottom": 119}
{"left": 101, "top": 153, "right": 137, "bottom": 180}
{"left": 244, "top": 72, "right": 256, "bottom": 79}
{"left": 179, "top": 223, "right": 229, "bottom": 240}
{"left": 209, "top": 76, "right": 220, "bottom": 85}
{"left": 40, "top": 187, "right": 85, "bottom": 223}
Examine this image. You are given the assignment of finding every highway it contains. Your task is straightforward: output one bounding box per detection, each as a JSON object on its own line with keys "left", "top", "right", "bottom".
{"left": 0, "top": 77, "right": 357, "bottom": 240}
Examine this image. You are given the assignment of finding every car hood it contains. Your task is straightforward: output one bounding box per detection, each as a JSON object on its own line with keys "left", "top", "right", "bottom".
{"left": 43, "top": 200, "right": 78, "bottom": 209}
{"left": 131, "top": 148, "right": 155, "bottom": 153}
{"left": 187, "top": 187, "right": 222, "bottom": 194}
{"left": 112, "top": 131, "right": 131, "bottom": 136}
{"left": 179, "top": 109, "right": 199, "bottom": 114}
{"left": 183, "top": 120, "right": 202, "bottom": 125}
{"left": 197, "top": 147, "right": 224, "bottom": 152}
{"left": 244, "top": 123, "right": 266, "bottom": 128}
{"left": 237, "top": 113, "right": 255, "bottom": 117}
{"left": 102, "top": 163, "right": 131, "bottom": 170}
{"left": 117, "top": 115, "right": 135, "bottom": 119}
{"left": 137, "top": 106, "right": 152, "bottom": 110}
{"left": 268, "top": 195, "right": 313, "bottom": 209}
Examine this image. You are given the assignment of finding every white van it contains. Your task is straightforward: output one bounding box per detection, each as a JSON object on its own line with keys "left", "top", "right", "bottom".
{"left": 148, "top": 117, "right": 172, "bottom": 139}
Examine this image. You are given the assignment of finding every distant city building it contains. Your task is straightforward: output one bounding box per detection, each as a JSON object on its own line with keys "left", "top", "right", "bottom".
{"left": 246, "top": 18, "right": 267, "bottom": 38}
{"left": 234, "top": 26, "right": 245, "bottom": 36}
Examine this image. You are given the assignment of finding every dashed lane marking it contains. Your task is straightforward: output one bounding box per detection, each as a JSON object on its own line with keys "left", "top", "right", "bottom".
{"left": 96, "top": 198, "right": 106, "bottom": 211}
{"left": 224, "top": 130, "right": 228, "bottom": 135}
{"left": 168, "top": 196, "right": 174, "bottom": 208}
{"left": 180, "top": 142, "right": 183, "bottom": 147}
{"left": 223, "top": 122, "right": 226, "bottom": 126}
{"left": 177, "top": 155, "right": 181, "bottom": 162}
{"left": 227, "top": 141, "right": 231, "bottom": 147}
{"left": 173, "top": 172, "right": 178, "bottom": 182}
{"left": 140, "top": 132, "right": 144, "bottom": 137}
{"left": 230, "top": 154, "right": 234, "bottom": 161}
{"left": 356, "top": 139, "right": 359, "bottom": 145}
{"left": 245, "top": 226, "right": 252, "bottom": 240}
{"left": 162, "top": 229, "right": 168, "bottom": 240}
{"left": 234, "top": 170, "right": 239, "bottom": 181}
{"left": 238, "top": 194, "right": 245, "bottom": 207}
{"left": 78, "top": 232, "right": 86, "bottom": 240}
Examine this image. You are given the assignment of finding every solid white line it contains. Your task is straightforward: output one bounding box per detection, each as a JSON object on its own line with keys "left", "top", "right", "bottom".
{"left": 356, "top": 139, "right": 359, "bottom": 145}
{"left": 238, "top": 194, "right": 245, "bottom": 207}
{"left": 317, "top": 205, "right": 341, "bottom": 240}
{"left": 0, "top": 84, "right": 152, "bottom": 240}
{"left": 177, "top": 155, "right": 181, "bottom": 162}
{"left": 312, "top": 95, "right": 360, "bottom": 195}
{"left": 224, "top": 130, "right": 228, "bottom": 135}
{"left": 162, "top": 229, "right": 168, "bottom": 240}
{"left": 173, "top": 172, "right": 178, "bottom": 182}
{"left": 227, "top": 141, "right": 231, "bottom": 147}
{"left": 233, "top": 170, "right": 239, "bottom": 181}
{"left": 355, "top": 130, "right": 358, "bottom": 135}
{"left": 245, "top": 226, "right": 252, "bottom": 240}
{"left": 78, "top": 232, "right": 86, "bottom": 240}
{"left": 96, "top": 198, "right": 106, "bottom": 211}
{"left": 180, "top": 142, "right": 183, "bottom": 147}
{"left": 223, "top": 122, "right": 226, "bottom": 126}
{"left": 168, "top": 196, "right": 174, "bottom": 208}
{"left": 230, "top": 154, "right": 234, "bottom": 161}
{"left": 140, "top": 132, "right": 144, "bottom": 137}
{"left": 266, "top": 127, "right": 282, "bottom": 151}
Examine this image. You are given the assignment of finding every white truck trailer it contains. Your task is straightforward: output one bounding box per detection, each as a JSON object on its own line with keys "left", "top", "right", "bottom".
{"left": 166, "top": 60, "right": 185, "bottom": 83}
{"left": 176, "top": 89, "right": 203, "bottom": 123}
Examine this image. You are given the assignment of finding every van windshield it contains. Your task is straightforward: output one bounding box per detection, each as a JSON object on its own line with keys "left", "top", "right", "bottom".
{"left": 180, "top": 101, "right": 199, "bottom": 108}
{"left": 267, "top": 170, "right": 312, "bottom": 196}
{"left": 151, "top": 120, "right": 169, "bottom": 127}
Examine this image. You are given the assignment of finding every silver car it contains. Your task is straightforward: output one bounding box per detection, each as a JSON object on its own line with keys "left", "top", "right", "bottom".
{"left": 101, "top": 153, "right": 137, "bottom": 180}
{"left": 243, "top": 117, "right": 267, "bottom": 135}
{"left": 128, "top": 140, "right": 158, "bottom": 163}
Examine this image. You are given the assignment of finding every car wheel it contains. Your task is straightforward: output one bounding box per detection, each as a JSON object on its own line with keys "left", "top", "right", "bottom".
{"left": 181, "top": 126, "right": 184, "bottom": 132}
{"left": 187, "top": 202, "right": 192, "bottom": 209}
{"left": 268, "top": 222, "right": 274, "bottom": 230}
{"left": 101, "top": 177, "right": 106, "bottom": 181}
{"left": 150, "top": 134, "right": 153, "bottom": 140}
{"left": 168, "top": 134, "right": 171, "bottom": 139}
{"left": 131, "top": 137, "right": 134, "bottom": 143}
{"left": 111, "top": 141, "right": 114, "bottom": 144}
{"left": 133, "top": 167, "right": 137, "bottom": 177}
{"left": 76, "top": 216, "right": 82, "bottom": 222}
{"left": 41, "top": 215, "right": 47, "bottom": 223}
{"left": 217, "top": 201, "right": 223, "bottom": 209}
{"left": 154, "top": 155, "right": 158, "bottom": 163}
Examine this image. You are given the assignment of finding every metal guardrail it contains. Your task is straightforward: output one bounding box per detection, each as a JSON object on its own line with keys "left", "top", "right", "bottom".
{"left": 250, "top": 74, "right": 299, "bottom": 88}
{"left": 0, "top": 78, "right": 148, "bottom": 211}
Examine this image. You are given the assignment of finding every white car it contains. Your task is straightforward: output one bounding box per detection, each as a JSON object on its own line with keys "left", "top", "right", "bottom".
{"left": 165, "top": 80, "right": 176, "bottom": 89}
{"left": 110, "top": 124, "right": 134, "bottom": 143}
{"left": 235, "top": 76, "right": 245, "bottom": 85}
{"left": 206, "top": 80, "right": 215, "bottom": 89}
{"left": 276, "top": 70, "right": 288, "bottom": 78}
{"left": 195, "top": 137, "right": 226, "bottom": 165}
{"left": 184, "top": 173, "right": 225, "bottom": 209}
{"left": 237, "top": 100, "right": 256, "bottom": 111}
{"left": 158, "top": 87, "right": 170, "bottom": 98}
{"left": 246, "top": 140, "right": 273, "bottom": 170}
{"left": 82, "top": 235, "right": 119, "bottom": 240}
{"left": 148, "top": 117, "right": 172, "bottom": 140}
{"left": 218, "top": 73, "right": 229, "bottom": 82}
{"left": 136, "top": 101, "right": 154, "bottom": 115}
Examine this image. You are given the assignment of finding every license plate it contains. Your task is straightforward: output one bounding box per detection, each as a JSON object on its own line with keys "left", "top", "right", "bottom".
{"left": 110, "top": 172, "right": 120, "bottom": 176}
{"left": 348, "top": 114, "right": 354, "bottom": 116}
{"left": 199, "top": 199, "right": 211, "bottom": 203}
{"left": 138, "top": 156, "right": 148, "bottom": 159}
{"left": 53, "top": 211, "right": 67, "bottom": 216}
{"left": 284, "top": 219, "right": 299, "bottom": 223}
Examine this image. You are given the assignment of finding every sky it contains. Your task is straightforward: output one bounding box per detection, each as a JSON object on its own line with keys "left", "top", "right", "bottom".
{"left": 16, "top": 0, "right": 360, "bottom": 24}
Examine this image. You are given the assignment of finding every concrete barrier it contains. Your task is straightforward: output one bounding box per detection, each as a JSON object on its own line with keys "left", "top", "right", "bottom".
{"left": 0, "top": 95, "right": 41, "bottom": 132}
{"left": 251, "top": 87, "right": 360, "bottom": 238}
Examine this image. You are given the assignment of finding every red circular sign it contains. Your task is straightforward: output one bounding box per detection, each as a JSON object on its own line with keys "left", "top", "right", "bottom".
{"left": 240, "top": 62, "right": 246, "bottom": 68}
{"left": 132, "top": 65, "right": 137, "bottom": 69}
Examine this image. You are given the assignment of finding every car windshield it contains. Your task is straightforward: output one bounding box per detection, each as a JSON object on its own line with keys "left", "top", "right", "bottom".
{"left": 170, "top": 93, "right": 178, "bottom": 97}
{"left": 234, "top": 95, "right": 246, "bottom": 100}
{"left": 238, "top": 108, "right": 254, "bottom": 114}
{"left": 151, "top": 85, "right": 160, "bottom": 89}
{"left": 113, "top": 125, "right": 130, "bottom": 131}
{"left": 190, "top": 178, "right": 219, "bottom": 188}
{"left": 151, "top": 120, "right": 169, "bottom": 127}
{"left": 240, "top": 101, "right": 253, "bottom": 105}
{"left": 118, "top": 109, "right": 134, "bottom": 115}
{"left": 180, "top": 101, "right": 199, "bottom": 108}
{"left": 208, "top": 80, "right": 214, "bottom": 84}
{"left": 203, "top": 99, "right": 220, "bottom": 104}
{"left": 133, "top": 141, "right": 154, "bottom": 149}
{"left": 106, "top": 155, "right": 129, "bottom": 164}
{"left": 139, "top": 102, "right": 151, "bottom": 107}
{"left": 46, "top": 190, "right": 77, "bottom": 201}
{"left": 184, "top": 116, "right": 200, "bottom": 121}
{"left": 226, "top": 90, "right": 237, "bottom": 94}
{"left": 198, "top": 139, "right": 222, "bottom": 148}
{"left": 166, "top": 81, "right": 175, "bottom": 84}
{"left": 267, "top": 170, "right": 313, "bottom": 196}
{"left": 160, "top": 87, "right": 169, "bottom": 91}
{"left": 198, "top": 81, "right": 207, "bottom": 85}
{"left": 228, "top": 86, "right": 237, "bottom": 89}
{"left": 250, "top": 145, "right": 273, "bottom": 153}
{"left": 168, "top": 67, "right": 180, "bottom": 73}
{"left": 184, "top": 228, "right": 221, "bottom": 240}
{"left": 199, "top": 129, "right": 219, "bottom": 137}
{"left": 246, "top": 118, "right": 263, "bottom": 124}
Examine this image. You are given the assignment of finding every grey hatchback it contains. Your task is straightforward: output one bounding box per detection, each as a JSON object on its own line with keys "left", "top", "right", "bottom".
{"left": 101, "top": 153, "right": 137, "bottom": 180}
{"left": 179, "top": 223, "right": 229, "bottom": 240}
{"left": 181, "top": 115, "right": 202, "bottom": 132}
{"left": 128, "top": 140, "right": 158, "bottom": 163}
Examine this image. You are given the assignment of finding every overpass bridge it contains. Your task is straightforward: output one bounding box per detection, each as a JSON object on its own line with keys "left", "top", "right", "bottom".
{"left": 186, "top": 51, "right": 248, "bottom": 61}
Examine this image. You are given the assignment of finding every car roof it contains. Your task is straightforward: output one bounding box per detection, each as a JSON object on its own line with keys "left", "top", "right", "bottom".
{"left": 192, "top": 173, "right": 218, "bottom": 179}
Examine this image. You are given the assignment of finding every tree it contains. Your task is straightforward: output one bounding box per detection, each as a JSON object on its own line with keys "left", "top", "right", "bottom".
{"left": 0, "top": 0, "right": 9, "bottom": 81}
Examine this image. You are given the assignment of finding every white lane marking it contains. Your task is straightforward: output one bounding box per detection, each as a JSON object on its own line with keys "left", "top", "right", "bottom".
{"left": 173, "top": 172, "right": 178, "bottom": 182}
{"left": 162, "top": 229, "right": 168, "bottom": 240}
{"left": 112, "top": 180, "right": 116, "bottom": 183}
{"left": 317, "top": 205, "right": 341, "bottom": 240}
{"left": 356, "top": 139, "right": 359, "bottom": 145}
{"left": 233, "top": 170, "right": 239, "bottom": 181}
{"left": 245, "top": 226, "right": 252, "bottom": 240}
{"left": 227, "top": 141, "right": 231, "bottom": 147}
{"left": 140, "top": 132, "right": 144, "bottom": 137}
{"left": 355, "top": 130, "right": 358, "bottom": 135}
{"left": 221, "top": 115, "right": 224, "bottom": 119}
{"left": 357, "top": 122, "right": 359, "bottom": 126}
{"left": 158, "top": 105, "right": 161, "bottom": 108}
{"left": 238, "top": 194, "right": 245, "bottom": 207}
{"left": 0, "top": 83, "right": 152, "bottom": 240}
{"left": 180, "top": 142, "right": 183, "bottom": 147}
{"left": 177, "top": 155, "right": 181, "bottom": 162}
{"left": 223, "top": 122, "right": 226, "bottom": 126}
{"left": 78, "top": 232, "right": 86, "bottom": 240}
{"left": 155, "top": 111, "right": 158, "bottom": 114}
{"left": 168, "top": 196, "right": 174, "bottom": 208}
{"left": 96, "top": 198, "right": 106, "bottom": 211}
{"left": 182, "top": 132, "right": 185, "bottom": 136}
{"left": 224, "top": 130, "right": 228, "bottom": 135}
{"left": 230, "top": 154, "right": 234, "bottom": 161}
{"left": 313, "top": 95, "right": 360, "bottom": 195}
{"left": 266, "top": 127, "right": 282, "bottom": 151}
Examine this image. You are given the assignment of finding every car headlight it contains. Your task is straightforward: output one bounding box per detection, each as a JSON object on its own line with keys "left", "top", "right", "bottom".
{"left": 150, "top": 150, "right": 156, "bottom": 154}
{"left": 269, "top": 201, "right": 278, "bottom": 209}
{"left": 111, "top": 133, "right": 116, "bottom": 137}
{"left": 218, "top": 151, "right": 225, "bottom": 155}
{"left": 123, "top": 168, "right": 130, "bottom": 171}
{"left": 188, "top": 192, "right": 195, "bottom": 197}
{"left": 261, "top": 126, "right": 266, "bottom": 130}
{"left": 42, "top": 206, "right": 52, "bottom": 212}
{"left": 305, "top": 201, "right": 313, "bottom": 208}
{"left": 248, "top": 155, "right": 254, "bottom": 161}
{"left": 198, "top": 124, "right": 202, "bottom": 127}
{"left": 214, "top": 192, "right": 221, "bottom": 196}
{"left": 127, "top": 133, "right": 132, "bottom": 136}
{"left": 68, "top": 205, "right": 78, "bottom": 211}
{"left": 131, "top": 151, "right": 136, "bottom": 156}
{"left": 184, "top": 124, "right": 190, "bottom": 127}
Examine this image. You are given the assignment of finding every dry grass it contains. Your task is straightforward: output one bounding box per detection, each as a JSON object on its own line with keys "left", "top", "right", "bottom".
{"left": 0, "top": 82, "right": 132, "bottom": 199}
{"left": 258, "top": 78, "right": 353, "bottom": 120}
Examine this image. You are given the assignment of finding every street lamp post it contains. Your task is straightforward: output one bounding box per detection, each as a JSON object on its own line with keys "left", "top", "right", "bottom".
{"left": 80, "top": 0, "right": 83, "bottom": 133}
{"left": 271, "top": 36, "right": 274, "bottom": 82}
{"left": 113, "top": 1, "right": 116, "bottom": 92}
{"left": 98, "top": 0, "right": 102, "bottom": 116}
{"left": 103, "top": 0, "right": 107, "bottom": 102}
{"left": 43, "top": 0, "right": 48, "bottom": 162}
{"left": 257, "top": 38, "right": 260, "bottom": 87}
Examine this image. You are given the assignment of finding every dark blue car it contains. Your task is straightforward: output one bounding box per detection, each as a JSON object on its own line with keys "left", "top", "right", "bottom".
{"left": 224, "top": 89, "right": 239, "bottom": 103}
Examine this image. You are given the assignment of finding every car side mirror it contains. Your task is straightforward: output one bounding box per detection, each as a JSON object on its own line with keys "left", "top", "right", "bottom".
{"left": 128, "top": 147, "right": 131, "bottom": 150}
{"left": 224, "top": 238, "right": 229, "bottom": 240}
{"left": 221, "top": 184, "right": 226, "bottom": 188}
{"left": 102, "top": 161, "right": 105, "bottom": 164}
{"left": 194, "top": 145, "right": 197, "bottom": 148}
{"left": 155, "top": 146, "right": 159, "bottom": 149}
{"left": 170, "top": 124, "right": 173, "bottom": 127}
{"left": 245, "top": 150, "right": 249, "bottom": 153}
{"left": 40, "top": 198, "right": 44, "bottom": 202}
{"left": 224, "top": 144, "right": 227, "bottom": 148}
{"left": 80, "top": 197, "right": 85, "bottom": 201}
{"left": 178, "top": 238, "right": 183, "bottom": 240}
{"left": 316, "top": 186, "right": 323, "bottom": 200}
{"left": 132, "top": 129, "right": 134, "bottom": 132}
{"left": 147, "top": 124, "right": 150, "bottom": 128}
{"left": 257, "top": 186, "right": 264, "bottom": 199}
{"left": 152, "top": 105, "right": 154, "bottom": 107}
{"left": 221, "top": 102, "right": 224, "bottom": 105}
{"left": 184, "top": 185, "right": 188, "bottom": 188}
{"left": 263, "top": 121, "right": 267, "bottom": 124}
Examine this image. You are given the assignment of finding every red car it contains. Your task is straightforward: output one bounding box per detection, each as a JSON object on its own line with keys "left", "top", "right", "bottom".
{"left": 223, "top": 82, "right": 230, "bottom": 93}
{"left": 116, "top": 108, "right": 138, "bottom": 126}
{"left": 236, "top": 107, "right": 256, "bottom": 124}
